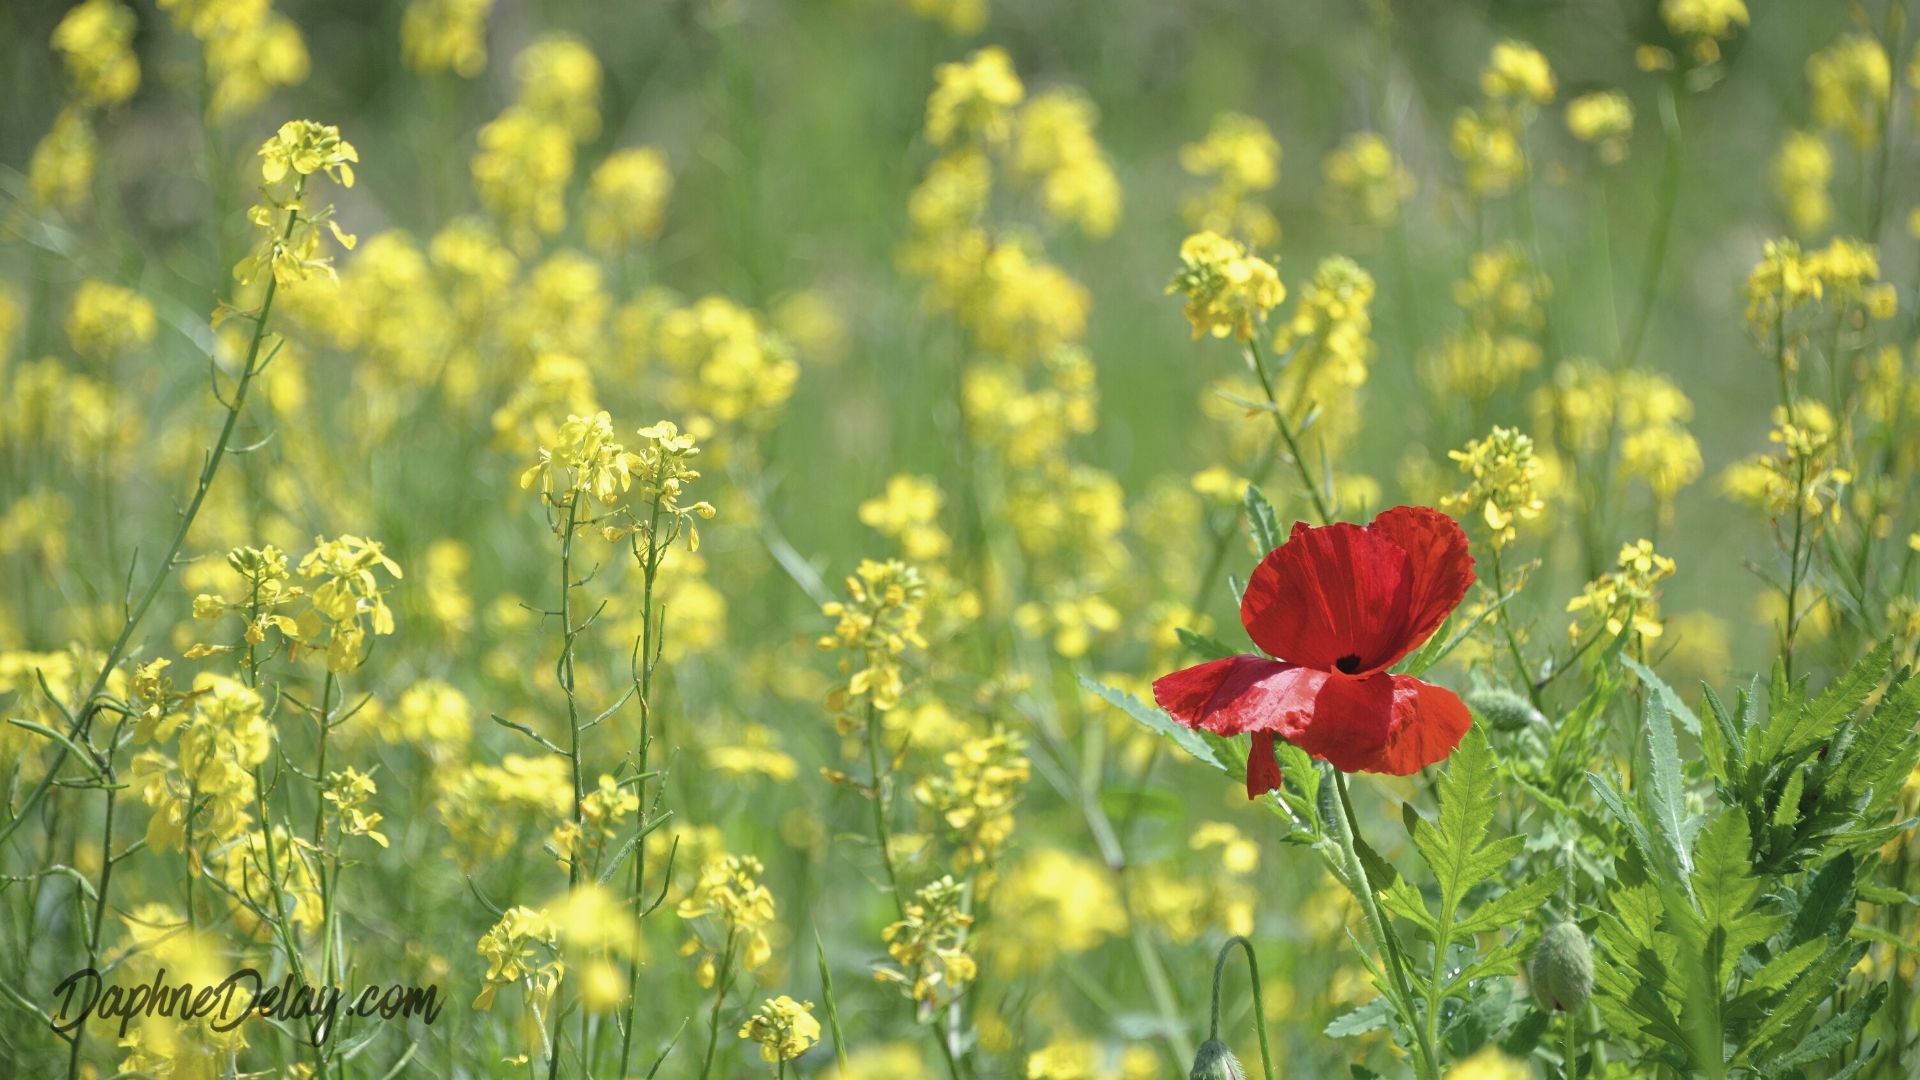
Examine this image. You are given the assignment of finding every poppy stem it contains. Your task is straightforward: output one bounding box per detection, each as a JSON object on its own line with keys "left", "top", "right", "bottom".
{"left": 1244, "top": 336, "right": 1335, "bottom": 524}
{"left": 1330, "top": 770, "right": 1441, "bottom": 1080}
{"left": 1207, "top": 936, "right": 1276, "bottom": 1080}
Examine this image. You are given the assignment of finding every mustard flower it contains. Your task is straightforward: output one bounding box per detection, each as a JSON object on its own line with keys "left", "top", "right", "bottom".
{"left": 1566, "top": 90, "right": 1633, "bottom": 164}
{"left": 1443, "top": 426, "right": 1548, "bottom": 548}
{"left": 1321, "top": 130, "right": 1414, "bottom": 226}
{"left": 52, "top": 0, "right": 140, "bottom": 107}
{"left": 401, "top": 0, "right": 493, "bottom": 76}
{"left": 926, "top": 46, "right": 1024, "bottom": 147}
{"left": 1168, "top": 230, "right": 1284, "bottom": 341}
{"left": 1567, "top": 539, "right": 1677, "bottom": 644}
{"left": 739, "top": 996, "right": 821, "bottom": 1064}
{"left": 1807, "top": 34, "right": 1890, "bottom": 150}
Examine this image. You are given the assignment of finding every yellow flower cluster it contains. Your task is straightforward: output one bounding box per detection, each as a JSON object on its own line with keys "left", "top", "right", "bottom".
{"left": 904, "top": 48, "right": 1114, "bottom": 357}
{"left": 65, "top": 279, "right": 156, "bottom": 362}
{"left": 1168, "top": 230, "right": 1284, "bottom": 341}
{"left": 879, "top": 876, "right": 977, "bottom": 1009}
{"left": 1271, "top": 255, "right": 1377, "bottom": 450}
{"left": 1321, "top": 130, "right": 1414, "bottom": 226}
{"left": 472, "top": 35, "right": 603, "bottom": 251}
{"left": 1444, "top": 426, "right": 1549, "bottom": 548}
{"left": 677, "top": 853, "right": 778, "bottom": 987}
{"left": 926, "top": 47, "right": 1025, "bottom": 148}
{"left": 296, "top": 533, "right": 403, "bottom": 672}
{"left": 1806, "top": 35, "right": 1890, "bottom": 150}
{"left": 473, "top": 905, "right": 564, "bottom": 1010}
{"left": 912, "top": 727, "right": 1031, "bottom": 870}
{"left": 820, "top": 559, "right": 930, "bottom": 719}
{"left": 27, "top": 108, "right": 97, "bottom": 214}
{"left": 52, "top": 0, "right": 139, "bottom": 107}
{"left": 1567, "top": 539, "right": 1677, "bottom": 644}
{"left": 652, "top": 296, "right": 801, "bottom": 426}
{"left": 739, "top": 995, "right": 822, "bottom": 1064}
{"left": 549, "top": 773, "right": 639, "bottom": 873}
{"left": 1658, "top": 0, "right": 1749, "bottom": 66}
{"left": 982, "top": 848, "right": 1125, "bottom": 974}
{"left": 157, "top": 0, "right": 310, "bottom": 118}
{"left": 1533, "top": 364, "right": 1703, "bottom": 515}
{"left": 1180, "top": 111, "right": 1282, "bottom": 245}
{"left": 435, "top": 754, "right": 572, "bottom": 868}
{"left": 1012, "top": 89, "right": 1123, "bottom": 238}
{"left": 323, "top": 766, "right": 389, "bottom": 848}
{"left": 1452, "top": 41, "right": 1555, "bottom": 198}
{"left": 1422, "top": 246, "right": 1552, "bottom": 400}
{"left": 584, "top": 147, "right": 674, "bottom": 254}
{"left": 520, "top": 411, "right": 640, "bottom": 510}
{"left": 401, "top": 0, "right": 493, "bottom": 77}
{"left": 1566, "top": 90, "right": 1633, "bottom": 164}
{"left": 1743, "top": 237, "right": 1896, "bottom": 354}
{"left": 130, "top": 673, "right": 272, "bottom": 852}
{"left": 1771, "top": 132, "right": 1833, "bottom": 236}
{"left": 234, "top": 120, "right": 360, "bottom": 288}
{"left": 859, "top": 475, "right": 953, "bottom": 562}
{"left": 1720, "top": 401, "right": 1854, "bottom": 525}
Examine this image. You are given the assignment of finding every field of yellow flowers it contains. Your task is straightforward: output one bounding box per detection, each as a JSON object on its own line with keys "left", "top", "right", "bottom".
{"left": 3, "top": 0, "right": 1920, "bottom": 1077}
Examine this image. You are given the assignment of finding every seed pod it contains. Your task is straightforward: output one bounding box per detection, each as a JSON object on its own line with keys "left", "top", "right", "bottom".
{"left": 1529, "top": 921, "right": 1594, "bottom": 1012}
{"left": 1189, "top": 1039, "right": 1247, "bottom": 1080}
{"left": 1467, "top": 685, "right": 1545, "bottom": 732}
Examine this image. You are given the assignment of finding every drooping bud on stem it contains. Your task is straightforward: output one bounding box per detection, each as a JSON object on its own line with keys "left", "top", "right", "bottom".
{"left": 1203, "top": 935, "right": 1275, "bottom": 1080}
{"left": 1189, "top": 1039, "right": 1247, "bottom": 1080}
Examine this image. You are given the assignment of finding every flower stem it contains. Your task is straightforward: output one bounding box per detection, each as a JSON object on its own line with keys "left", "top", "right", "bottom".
{"left": 1621, "top": 77, "right": 1683, "bottom": 369}
{"left": 1208, "top": 936, "right": 1276, "bottom": 1080}
{"left": 1245, "top": 336, "right": 1334, "bottom": 525}
{"left": 1331, "top": 771, "right": 1439, "bottom": 1080}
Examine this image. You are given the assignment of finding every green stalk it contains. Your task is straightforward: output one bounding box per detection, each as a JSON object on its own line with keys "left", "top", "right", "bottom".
{"left": 1621, "top": 78, "right": 1683, "bottom": 369}
{"left": 1207, "top": 936, "right": 1276, "bottom": 1080}
{"left": 1245, "top": 336, "right": 1334, "bottom": 524}
{"left": 1332, "top": 771, "right": 1439, "bottom": 1080}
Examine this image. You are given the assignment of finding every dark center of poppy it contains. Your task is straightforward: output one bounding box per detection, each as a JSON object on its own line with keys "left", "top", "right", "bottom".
{"left": 1334, "top": 653, "right": 1363, "bottom": 674}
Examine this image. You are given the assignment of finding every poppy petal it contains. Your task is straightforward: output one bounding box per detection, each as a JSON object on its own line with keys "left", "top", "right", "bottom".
{"left": 1364, "top": 506, "right": 1476, "bottom": 670}
{"left": 1362, "top": 675, "right": 1473, "bottom": 775}
{"left": 1280, "top": 672, "right": 1397, "bottom": 772}
{"left": 1240, "top": 520, "right": 1414, "bottom": 673}
{"left": 1151, "top": 655, "right": 1319, "bottom": 738}
{"left": 1246, "top": 732, "right": 1282, "bottom": 798}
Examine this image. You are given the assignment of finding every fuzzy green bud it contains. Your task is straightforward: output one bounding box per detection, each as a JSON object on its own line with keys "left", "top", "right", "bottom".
{"left": 1189, "top": 1039, "right": 1246, "bottom": 1080}
{"left": 1467, "top": 685, "right": 1545, "bottom": 732}
{"left": 1529, "top": 921, "right": 1594, "bottom": 1012}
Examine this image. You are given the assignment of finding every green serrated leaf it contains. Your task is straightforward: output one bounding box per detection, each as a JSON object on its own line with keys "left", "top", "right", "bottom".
{"left": 1624, "top": 655, "right": 1702, "bottom": 737}
{"left": 1640, "top": 692, "right": 1695, "bottom": 883}
{"left": 1080, "top": 676, "right": 1224, "bottom": 773}
{"left": 1175, "top": 626, "right": 1242, "bottom": 661}
{"left": 1244, "top": 483, "right": 1282, "bottom": 553}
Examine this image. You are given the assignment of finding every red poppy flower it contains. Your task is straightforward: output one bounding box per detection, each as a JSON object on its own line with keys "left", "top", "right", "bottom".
{"left": 1153, "top": 505, "right": 1476, "bottom": 798}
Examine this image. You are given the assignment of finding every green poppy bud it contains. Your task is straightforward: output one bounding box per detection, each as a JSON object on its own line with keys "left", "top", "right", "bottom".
{"left": 1529, "top": 921, "right": 1594, "bottom": 1012}
{"left": 1189, "top": 1039, "right": 1246, "bottom": 1080}
{"left": 1467, "top": 686, "right": 1544, "bottom": 732}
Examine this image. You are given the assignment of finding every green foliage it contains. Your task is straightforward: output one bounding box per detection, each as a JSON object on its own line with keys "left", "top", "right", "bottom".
{"left": 1381, "top": 728, "right": 1561, "bottom": 1053}
{"left": 1584, "top": 649, "right": 1918, "bottom": 1078}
